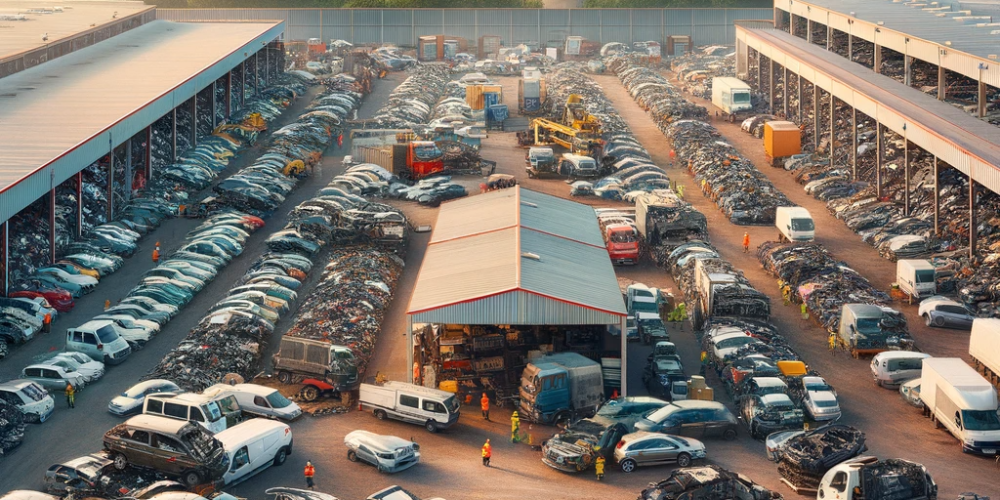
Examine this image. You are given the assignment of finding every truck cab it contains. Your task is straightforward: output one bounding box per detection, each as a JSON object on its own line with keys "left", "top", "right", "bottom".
{"left": 274, "top": 337, "right": 359, "bottom": 391}
{"left": 406, "top": 141, "right": 444, "bottom": 179}
{"left": 837, "top": 304, "right": 908, "bottom": 355}
{"left": 526, "top": 146, "right": 556, "bottom": 178}
{"left": 775, "top": 206, "right": 814, "bottom": 242}
{"left": 817, "top": 456, "right": 936, "bottom": 500}
{"left": 604, "top": 224, "right": 639, "bottom": 265}
{"left": 519, "top": 353, "right": 602, "bottom": 425}
{"left": 626, "top": 284, "right": 660, "bottom": 315}
{"left": 896, "top": 259, "right": 936, "bottom": 299}
{"left": 559, "top": 154, "right": 598, "bottom": 178}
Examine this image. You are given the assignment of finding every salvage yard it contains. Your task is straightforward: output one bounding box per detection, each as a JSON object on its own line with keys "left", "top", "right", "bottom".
{"left": 2, "top": 6, "right": 1000, "bottom": 500}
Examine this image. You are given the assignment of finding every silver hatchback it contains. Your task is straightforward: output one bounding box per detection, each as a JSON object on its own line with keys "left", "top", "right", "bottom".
{"left": 344, "top": 430, "right": 420, "bottom": 473}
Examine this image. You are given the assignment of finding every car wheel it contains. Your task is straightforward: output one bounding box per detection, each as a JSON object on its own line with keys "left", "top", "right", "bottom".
{"left": 676, "top": 453, "right": 692, "bottom": 467}
{"left": 374, "top": 409, "right": 387, "bottom": 420}
{"left": 301, "top": 386, "right": 320, "bottom": 402}
{"left": 347, "top": 450, "right": 359, "bottom": 462}
{"left": 112, "top": 453, "right": 128, "bottom": 471}
{"left": 277, "top": 371, "right": 293, "bottom": 384}
{"left": 620, "top": 458, "right": 637, "bottom": 473}
{"left": 934, "top": 316, "right": 946, "bottom": 327}
{"left": 273, "top": 447, "right": 288, "bottom": 466}
{"left": 723, "top": 428, "right": 737, "bottom": 441}
{"left": 425, "top": 420, "right": 438, "bottom": 433}
{"left": 182, "top": 471, "right": 202, "bottom": 488}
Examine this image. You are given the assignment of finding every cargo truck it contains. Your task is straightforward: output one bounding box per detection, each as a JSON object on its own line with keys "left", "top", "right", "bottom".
{"left": 919, "top": 357, "right": 1000, "bottom": 454}
{"left": 353, "top": 141, "right": 444, "bottom": 179}
{"left": 691, "top": 258, "right": 770, "bottom": 330}
{"left": 896, "top": 259, "right": 936, "bottom": 300}
{"left": 836, "top": 304, "right": 910, "bottom": 357}
{"left": 634, "top": 193, "right": 708, "bottom": 252}
{"left": 519, "top": 352, "right": 603, "bottom": 425}
{"left": 969, "top": 318, "right": 1000, "bottom": 384}
{"left": 711, "top": 77, "right": 753, "bottom": 115}
{"left": 816, "top": 456, "right": 936, "bottom": 500}
{"left": 273, "top": 337, "right": 359, "bottom": 394}
{"left": 775, "top": 207, "right": 814, "bottom": 242}
{"left": 597, "top": 211, "right": 640, "bottom": 265}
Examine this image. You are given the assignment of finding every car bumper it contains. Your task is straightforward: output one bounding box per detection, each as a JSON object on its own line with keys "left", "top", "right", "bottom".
{"left": 35, "top": 404, "right": 55, "bottom": 423}
{"left": 381, "top": 456, "right": 420, "bottom": 473}
{"left": 108, "top": 404, "right": 137, "bottom": 416}
{"left": 963, "top": 443, "right": 1000, "bottom": 455}
{"left": 541, "top": 456, "right": 585, "bottom": 472}
{"left": 611, "top": 257, "right": 637, "bottom": 265}
{"left": 810, "top": 411, "right": 842, "bottom": 421}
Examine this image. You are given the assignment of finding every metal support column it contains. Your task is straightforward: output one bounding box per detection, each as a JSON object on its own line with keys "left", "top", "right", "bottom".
{"left": 125, "top": 137, "right": 133, "bottom": 203}
{"left": 756, "top": 50, "right": 761, "bottom": 89}
{"left": 933, "top": 156, "right": 940, "bottom": 236}
{"left": 848, "top": 34, "right": 852, "bottom": 61}
{"left": 107, "top": 146, "right": 115, "bottom": 222}
{"left": 790, "top": 14, "right": 795, "bottom": 37}
{"left": 1, "top": 222, "right": 7, "bottom": 296}
{"left": 265, "top": 46, "right": 270, "bottom": 87}
{"left": 225, "top": 70, "right": 232, "bottom": 118}
{"left": 76, "top": 172, "right": 83, "bottom": 238}
{"left": 813, "top": 85, "right": 819, "bottom": 150}
{"left": 782, "top": 67, "right": 789, "bottom": 117}
{"left": 874, "top": 44, "right": 881, "bottom": 73}
{"left": 49, "top": 187, "right": 56, "bottom": 264}
{"left": 903, "top": 133, "right": 909, "bottom": 215}
{"left": 851, "top": 107, "right": 858, "bottom": 179}
{"left": 876, "top": 124, "right": 883, "bottom": 198}
{"left": 807, "top": 20, "right": 812, "bottom": 43}
{"left": 620, "top": 315, "right": 628, "bottom": 397}
{"left": 241, "top": 61, "right": 247, "bottom": 108}
{"left": 768, "top": 59, "right": 775, "bottom": 112}
{"left": 797, "top": 76, "right": 802, "bottom": 122}
{"left": 145, "top": 126, "right": 152, "bottom": 181}
{"left": 406, "top": 316, "right": 413, "bottom": 383}
{"left": 904, "top": 56, "right": 911, "bottom": 87}
{"left": 829, "top": 93, "right": 835, "bottom": 166}
{"left": 171, "top": 109, "right": 178, "bottom": 161}
{"left": 978, "top": 79, "right": 986, "bottom": 118}
{"left": 970, "top": 178, "right": 978, "bottom": 257}
{"left": 211, "top": 82, "right": 217, "bottom": 129}
{"left": 938, "top": 65, "right": 946, "bottom": 100}
{"left": 190, "top": 98, "right": 197, "bottom": 148}
{"left": 826, "top": 25, "right": 831, "bottom": 50}
{"left": 254, "top": 51, "right": 260, "bottom": 96}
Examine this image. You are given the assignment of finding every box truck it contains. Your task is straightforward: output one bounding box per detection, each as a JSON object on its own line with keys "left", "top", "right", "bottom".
{"left": 692, "top": 258, "right": 770, "bottom": 329}
{"left": 836, "top": 304, "right": 908, "bottom": 357}
{"left": 775, "top": 207, "right": 814, "bottom": 242}
{"left": 919, "top": 357, "right": 1000, "bottom": 455}
{"left": 711, "top": 77, "right": 753, "bottom": 115}
{"left": 969, "top": 318, "right": 1000, "bottom": 383}
{"left": 896, "top": 259, "right": 936, "bottom": 300}
{"left": 273, "top": 337, "right": 359, "bottom": 393}
{"left": 519, "top": 353, "right": 603, "bottom": 425}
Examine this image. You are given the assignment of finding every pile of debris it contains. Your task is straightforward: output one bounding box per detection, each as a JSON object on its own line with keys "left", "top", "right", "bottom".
{"left": 283, "top": 248, "right": 404, "bottom": 379}
{"left": 637, "top": 465, "right": 781, "bottom": 500}
{"left": 606, "top": 57, "right": 708, "bottom": 122}
{"left": 0, "top": 399, "right": 26, "bottom": 458}
{"left": 369, "top": 67, "right": 450, "bottom": 128}
{"left": 777, "top": 425, "right": 867, "bottom": 491}
{"left": 669, "top": 45, "right": 737, "bottom": 98}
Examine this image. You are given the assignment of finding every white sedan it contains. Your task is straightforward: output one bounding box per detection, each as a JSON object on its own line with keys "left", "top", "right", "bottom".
{"left": 802, "top": 376, "right": 841, "bottom": 421}
{"left": 107, "top": 379, "right": 180, "bottom": 416}
{"left": 51, "top": 352, "right": 105, "bottom": 382}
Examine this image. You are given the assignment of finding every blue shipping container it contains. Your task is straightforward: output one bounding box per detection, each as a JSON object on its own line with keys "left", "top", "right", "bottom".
{"left": 523, "top": 97, "right": 541, "bottom": 112}
{"left": 484, "top": 92, "right": 500, "bottom": 109}
{"left": 488, "top": 104, "right": 509, "bottom": 122}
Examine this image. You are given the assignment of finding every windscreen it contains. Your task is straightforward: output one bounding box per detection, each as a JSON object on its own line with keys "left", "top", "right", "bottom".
{"left": 610, "top": 231, "right": 637, "bottom": 243}
{"left": 413, "top": 144, "right": 441, "bottom": 160}
{"left": 915, "top": 269, "right": 936, "bottom": 283}
{"left": 733, "top": 92, "right": 751, "bottom": 103}
{"left": 962, "top": 410, "right": 1000, "bottom": 431}
{"left": 443, "top": 396, "right": 460, "bottom": 413}
{"left": 266, "top": 391, "right": 294, "bottom": 409}
{"left": 22, "top": 384, "right": 47, "bottom": 401}
{"left": 815, "top": 400, "right": 839, "bottom": 408}
{"left": 856, "top": 318, "right": 882, "bottom": 334}
{"left": 646, "top": 405, "right": 675, "bottom": 422}
{"left": 96, "top": 325, "right": 118, "bottom": 343}
{"left": 791, "top": 218, "right": 814, "bottom": 231}
{"left": 716, "top": 336, "right": 755, "bottom": 350}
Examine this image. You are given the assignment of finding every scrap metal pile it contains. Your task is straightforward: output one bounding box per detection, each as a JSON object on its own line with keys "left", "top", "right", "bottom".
{"left": 369, "top": 67, "right": 449, "bottom": 128}
{"left": 0, "top": 400, "right": 25, "bottom": 457}
{"left": 757, "top": 241, "right": 902, "bottom": 336}
{"left": 606, "top": 57, "right": 708, "bottom": 122}
{"left": 669, "top": 45, "right": 737, "bottom": 99}
{"left": 777, "top": 425, "right": 867, "bottom": 490}
{"left": 283, "top": 248, "right": 403, "bottom": 380}
{"left": 637, "top": 465, "right": 781, "bottom": 500}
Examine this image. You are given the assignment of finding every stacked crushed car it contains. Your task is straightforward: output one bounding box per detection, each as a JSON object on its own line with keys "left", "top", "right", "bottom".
{"left": 369, "top": 67, "right": 449, "bottom": 128}
{"left": 774, "top": 425, "right": 868, "bottom": 491}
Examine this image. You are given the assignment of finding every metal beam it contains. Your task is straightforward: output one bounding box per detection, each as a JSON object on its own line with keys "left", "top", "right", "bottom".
{"left": 211, "top": 81, "right": 217, "bottom": 129}
{"left": 852, "top": 107, "right": 858, "bottom": 179}
{"left": 813, "top": 84, "right": 819, "bottom": 150}
{"left": 769, "top": 58, "right": 775, "bottom": 112}
{"left": 807, "top": 19, "right": 812, "bottom": 43}
{"left": 978, "top": 79, "right": 986, "bottom": 118}
{"left": 756, "top": 49, "right": 762, "bottom": 89}
{"left": 107, "top": 148, "right": 114, "bottom": 222}
{"left": 933, "top": 156, "right": 940, "bottom": 236}
{"left": 226, "top": 70, "right": 232, "bottom": 118}
{"left": 171, "top": 108, "right": 177, "bottom": 161}
{"left": 145, "top": 126, "right": 152, "bottom": 181}
{"left": 191, "top": 97, "right": 198, "bottom": 148}
{"left": 829, "top": 93, "right": 835, "bottom": 166}
{"left": 826, "top": 25, "right": 831, "bottom": 50}
{"left": 782, "top": 67, "right": 789, "bottom": 117}
{"left": 970, "top": 178, "right": 978, "bottom": 257}
{"left": 876, "top": 123, "right": 883, "bottom": 198}
{"left": 620, "top": 315, "right": 627, "bottom": 397}
{"left": 49, "top": 187, "right": 55, "bottom": 264}
{"left": 904, "top": 56, "right": 911, "bottom": 87}
{"left": 903, "top": 132, "right": 909, "bottom": 216}
{"left": 76, "top": 172, "right": 82, "bottom": 238}
{"left": 848, "top": 33, "right": 852, "bottom": 61}
{"left": 125, "top": 136, "right": 133, "bottom": 203}
{"left": 1, "top": 222, "right": 7, "bottom": 296}
{"left": 874, "top": 44, "right": 881, "bottom": 73}
{"left": 797, "top": 75, "right": 803, "bottom": 122}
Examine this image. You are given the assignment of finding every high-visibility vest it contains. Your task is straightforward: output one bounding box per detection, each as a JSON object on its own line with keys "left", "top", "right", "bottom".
{"left": 304, "top": 465, "right": 315, "bottom": 477}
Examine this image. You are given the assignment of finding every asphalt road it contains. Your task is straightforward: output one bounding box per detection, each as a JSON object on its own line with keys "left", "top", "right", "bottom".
{"left": 2, "top": 66, "right": 997, "bottom": 500}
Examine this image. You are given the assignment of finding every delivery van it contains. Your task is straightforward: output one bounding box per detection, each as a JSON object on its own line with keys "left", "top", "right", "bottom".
{"left": 66, "top": 320, "right": 131, "bottom": 365}
{"left": 871, "top": 351, "right": 931, "bottom": 387}
{"left": 920, "top": 357, "right": 1000, "bottom": 455}
{"left": 774, "top": 207, "right": 814, "bottom": 242}
{"left": 144, "top": 393, "right": 241, "bottom": 434}
{"left": 359, "top": 382, "right": 460, "bottom": 432}
{"left": 216, "top": 419, "right": 293, "bottom": 486}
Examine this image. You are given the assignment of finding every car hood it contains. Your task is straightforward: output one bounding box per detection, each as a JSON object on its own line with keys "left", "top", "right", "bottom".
{"left": 109, "top": 396, "right": 140, "bottom": 408}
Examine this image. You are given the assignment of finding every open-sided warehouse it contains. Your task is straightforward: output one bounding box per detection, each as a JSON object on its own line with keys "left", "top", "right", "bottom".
{"left": 0, "top": 19, "right": 284, "bottom": 292}
{"left": 406, "top": 187, "right": 628, "bottom": 408}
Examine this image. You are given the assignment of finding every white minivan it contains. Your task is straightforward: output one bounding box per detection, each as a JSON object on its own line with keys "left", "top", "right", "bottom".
{"left": 216, "top": 419, "right": 293, "bottom": 486}
{"left": 0, "top": 379, "right": 55, "bottom": 423}
{"left": 66, "top": 320, "right": 131, "bottom": 365}
{"left": 143, "top": 393, "right": 241, "bottom": 434}
{"left": 871, "top": 351, "right": 931, "bottom": 387}
{"left": 359, "top": 382, "right": 460, "bottom": 432}
{"left": 202, "top": 384, "right": 302, "bottom": 421}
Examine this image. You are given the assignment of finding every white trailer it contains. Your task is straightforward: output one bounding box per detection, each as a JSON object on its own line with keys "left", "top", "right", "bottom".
{"left": 969, "top": 318, "right": 1000, "bottom": 384}
{"left": 711, "top": 77, "right": 753, "bottom": 114}
{"left": 919, "top": 357, "right": 1000, "bottom": 455}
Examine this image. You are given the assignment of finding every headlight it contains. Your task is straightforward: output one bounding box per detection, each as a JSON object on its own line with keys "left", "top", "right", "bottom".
{"left": 964, "top": 437, "right": 976, "bottom": 446}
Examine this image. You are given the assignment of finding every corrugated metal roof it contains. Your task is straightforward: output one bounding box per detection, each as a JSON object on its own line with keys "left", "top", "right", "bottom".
{"left": 0, "top": 19, "right": 283, "bottom": 224}
{"left": 409, "top": 188, "right": 626, "bottom": 325}
{"left": 784, "top": 0, "right": 1000, "bottom": 62}
{"left": 429, "top": 186, "right": 605, "bottom": 247}
{"left": 0, "top": 0, "right": 151, "bottom": 60}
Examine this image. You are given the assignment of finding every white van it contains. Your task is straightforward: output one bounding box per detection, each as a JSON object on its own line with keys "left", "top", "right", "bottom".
{"left": 920, "top": 357, "right": 1000, "bottom": 455}
{"left": 359, "top": 382, "right": 460, "bottom": 432}
{"left": 202, "top": 384, "right": 302, "bottom": 421}
{"left": 0, "top": 379, "right": 55, "bottom": 423}
{"left": 871, "top": 351, "right": 931, "bottom": 387}
{"left": 896, "top": 259, "right": 936, "bottom": 299}
{"left": 144, "top": 393, "right": 241, "bottom": 434}
{"left": 775, "top": 207, "right": 814, "bottom": 242}
{"left": 66, "top": 320, "right": 131, "bottom": 365}
{"left": 216, "top": 419, "right": 293, "bottom": 486}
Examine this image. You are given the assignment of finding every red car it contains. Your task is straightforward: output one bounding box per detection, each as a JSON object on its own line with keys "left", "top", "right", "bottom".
{"left": 10, "top": 289, "right": 74, "bottom": 313}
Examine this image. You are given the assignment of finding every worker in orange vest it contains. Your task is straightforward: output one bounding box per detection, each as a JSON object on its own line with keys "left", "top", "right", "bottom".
{"left": 480, "top": 392, "right": 490, "bottom": 421}
{"left": 743, "top": 232, "right": 751, "bottom": 253}
{"left": 152, "top": 245, "right": 160, "bottom": 264}
{"left": 337, "top": 134, "right": 344, "bottom": 149}
{"left": 482, "top": 439, "right": 492, "bottom": 467}
{"left": 42, "top": 312, "right": 51, "bottom": 333}
{"left": 304, "top": 461, "right": 315, "bottom": 489}
{"left": 104, "top": 299, "right": 111, "bottom": 311}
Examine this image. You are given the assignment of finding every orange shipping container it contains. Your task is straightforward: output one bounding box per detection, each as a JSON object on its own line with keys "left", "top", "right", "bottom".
{"left": 764, "top": 120, "right": 802, "bottom": 158}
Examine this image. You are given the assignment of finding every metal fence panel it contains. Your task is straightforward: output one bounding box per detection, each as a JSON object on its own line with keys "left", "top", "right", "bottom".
{"left": 540, "top": 9, "right": 568, "bottom": 26}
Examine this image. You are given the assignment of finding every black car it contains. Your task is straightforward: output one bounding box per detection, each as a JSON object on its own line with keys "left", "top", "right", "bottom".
{"left": 590, "top": 397, "right": 669, "bottom": 431}
{"left": 634, "top": 401, "right": 739, "bottom": 441}
{"left": 643, "top": 357, "right": 685, "bottom": 400}
{"left": 740, "top": 394, "right": 804, "bottom": 439}
{"left": 637, "top": 314, "right": 669, "bottom": 345}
